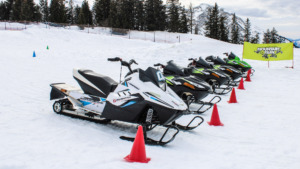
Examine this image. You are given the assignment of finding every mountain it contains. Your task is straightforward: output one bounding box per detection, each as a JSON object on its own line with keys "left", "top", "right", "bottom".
{"left": 193, "top": 3, "right": 264, "bottom": 38}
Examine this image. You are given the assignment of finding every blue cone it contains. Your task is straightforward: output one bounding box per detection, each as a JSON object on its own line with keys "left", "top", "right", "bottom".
{"left": 33, "top": 51, "right": 36, "bottom": 57}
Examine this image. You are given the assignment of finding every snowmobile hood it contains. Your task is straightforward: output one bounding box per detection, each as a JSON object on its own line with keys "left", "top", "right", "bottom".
{"left": 228, "top": 52, "right": 252, "bottom": 68}
{"left": 125, "top": 68, "right": 188, "bottom": 111}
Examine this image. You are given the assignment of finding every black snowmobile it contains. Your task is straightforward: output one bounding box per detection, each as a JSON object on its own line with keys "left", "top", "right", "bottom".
{"left": 205, "top": 55, "right": 243, "bottom": 86}
{"left": 153, "top": 63, "right": 221, "bottom": 114}
{"left": 50, "top": 58, "right": 203, "bottom": 145}
{"left": 186, "top": 58, "right": 232, "bottom": 95}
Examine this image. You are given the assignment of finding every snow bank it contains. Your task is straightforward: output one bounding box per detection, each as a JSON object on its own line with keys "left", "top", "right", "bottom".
{"left": 0, "top": 24, "right": 299, "bottom": 169}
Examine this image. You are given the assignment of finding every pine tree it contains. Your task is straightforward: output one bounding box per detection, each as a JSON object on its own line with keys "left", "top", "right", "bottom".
{"left": 270, "top": 27, "right": 278, "bottom": 43}
{"left": 74, "top": 5, "right": 80, "bottom": 24}
{"left": 244, "top": 18, "right": 251, "bottom": 42}
{"left": 194, "top": 24, "right": 199, "bottom": 34}
{"left": 12, "top": 0, "right": 22, "bottom": 20}
{"left": 81, "top": 0, "right": 93, "bottom": 25}
{"left": 144, "top": 0, "right": 155, "bottom": 30}
{"left": 33, "top": 4, "right": 41, "bottom": 21}
{"left": 49, "top": 0, "right": 66, "bottom": 23}
{"left": 153, "top": 0, "right": 166, "bottom": 31}
{"left": 0, "top": 0, "right": 14, "bottom": 20}
{"left": 263, "top": 29, "right": 271, "bottom": 43}
{"left": 93, "top": 0, "right": 110, "bottom": 26}
{"left": 167, "top": 0, "right": 180, "bottom": 32}
{"left": 211, "top": 3, "right": 219, "bottom": 39}
{"left": 133, "top": 0, "right": 144, "bottom": 30}
{"left": 66, "top": 0, "right": 75, "bottom": 24}
{"left": 0, "top": 1, "right": 7, "bottom": 20}
{"left": 21, "top": 0, "right": 35, "bottom": 21}
{"left": 204, "top": 7, "right": 213, "bottom": 37}
{"left": 108, "top": 0, "right": 120, "bottom": 28}
{"left": 119, "top": 0, "right": 134, "bottom": 29}
{"left": 231, "top": 13, "right": 241, "bottom": 44}
{"left": 187, "top": 3, "right": 194, "bottom": 34}
{"left": 251, "top": 32, "right": 260, "bottom": 44}
{"left": 179, "top": 6, "right": 188, "bottom": 33}
{"left": 218, "top": 15, "right": 228, "bottom": 42}
{"left": 78, "top": 8, "right": 85, "bottom": 25}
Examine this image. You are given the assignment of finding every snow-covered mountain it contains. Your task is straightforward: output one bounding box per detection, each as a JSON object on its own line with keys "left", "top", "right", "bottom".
{"left": 193, "top": 3, "right": 264, "bottom": 37}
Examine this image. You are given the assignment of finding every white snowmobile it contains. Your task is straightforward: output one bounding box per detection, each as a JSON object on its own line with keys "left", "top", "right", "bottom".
{"left": 50, "top": 58, "right": 203, "bottom": 145}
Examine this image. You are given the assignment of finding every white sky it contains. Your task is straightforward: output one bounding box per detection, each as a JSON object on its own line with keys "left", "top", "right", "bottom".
{"left": 176, "top": 0, "right": 300, "bottom": 38}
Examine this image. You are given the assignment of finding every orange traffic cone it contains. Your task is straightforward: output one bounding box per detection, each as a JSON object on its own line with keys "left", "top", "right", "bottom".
{"left": 237, "top": 77, "right": 245, "bottom": 90}
{"left": 228, "top": 88, "right": 238, "bottom": 103}
{"left": 245, "top": 70, "right": 251, "bottom": 82}
{"left": 207, "top": 104, "right": 224, "bottom": 126}
{"left": 124, "top": 126, "right": 151, "bottom": 163}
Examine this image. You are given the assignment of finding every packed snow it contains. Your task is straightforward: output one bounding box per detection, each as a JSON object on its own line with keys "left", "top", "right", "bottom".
{"left": 0, "top": 23, "right": 299, "bottom": 169}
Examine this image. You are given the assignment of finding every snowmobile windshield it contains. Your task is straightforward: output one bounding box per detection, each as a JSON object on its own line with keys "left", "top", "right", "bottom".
{"left": 164, "top": 60, "right": 186, "bottom": 76}
{"left": 228, "top": 52, "right": 240, "bottom": 60}
{"left": 139, "top": 67, "right": 166, "bottom": 91}
{"left": 216, "top": 56, "right": 227, "bottom": 64}
{"left": 196, "top": 57, "right": 213, "bottom": 68}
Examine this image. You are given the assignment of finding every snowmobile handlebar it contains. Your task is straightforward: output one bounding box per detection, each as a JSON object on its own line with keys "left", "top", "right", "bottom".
{"left": 108, "top": 58, "right": 138, "bottom": 73}
{"left": 188, "top": 58, "right": 197, "bottom": 61}
{"left": 154, "top": 63, "right": 165, "bottom": 68}
{"left": 107, "top": 57, "right": 122, "bottom": 62}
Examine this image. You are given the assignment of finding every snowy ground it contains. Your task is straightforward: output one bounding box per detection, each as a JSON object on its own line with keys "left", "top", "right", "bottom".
{"left": 0, "top": 24, "right": 299, "bottom": 169}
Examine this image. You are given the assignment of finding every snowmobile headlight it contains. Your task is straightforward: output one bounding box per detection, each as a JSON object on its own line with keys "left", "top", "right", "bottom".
{"left": 183, "top": 82, "right": 195, "bottom": 89}
{"left": 226, "top": 68, "right": 233, "bottom": 73}
{"left": 212, "top": 73, "right": 220, "bottom": 78}
{"left": 212, "top": 71, "right": 226, "bottom": 78}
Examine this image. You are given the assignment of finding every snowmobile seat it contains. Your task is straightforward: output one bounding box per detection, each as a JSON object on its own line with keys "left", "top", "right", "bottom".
{"left": 75, "top": 69, "right": 118, "bottom": 97}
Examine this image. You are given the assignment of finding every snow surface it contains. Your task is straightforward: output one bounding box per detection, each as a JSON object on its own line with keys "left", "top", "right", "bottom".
{"left": 0, "top": 24, "right": 300, "bottom": 169}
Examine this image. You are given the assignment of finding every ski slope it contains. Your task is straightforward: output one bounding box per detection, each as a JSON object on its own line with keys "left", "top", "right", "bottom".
{"left": 0, "top": 24, "right": 299, "bottom": 169}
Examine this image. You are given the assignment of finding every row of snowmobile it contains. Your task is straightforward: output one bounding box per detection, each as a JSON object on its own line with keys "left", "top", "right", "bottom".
{"left": 50, "top": 52, "right": 254, "bottom": 145}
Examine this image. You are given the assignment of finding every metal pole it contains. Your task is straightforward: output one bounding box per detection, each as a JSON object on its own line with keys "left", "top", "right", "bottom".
{"left": 292, "top": 47, "right": 294, "bottom": 69}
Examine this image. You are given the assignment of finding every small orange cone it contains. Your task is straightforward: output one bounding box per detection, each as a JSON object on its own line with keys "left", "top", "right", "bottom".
{"left": 228, "top": 88, "right": 238, "bottom": 103}
{"left": 207, "top": 104, "right": 224, "bottom": 126}
{"left": 245, "top": 70, "right": 251, "bottom": 82}
{"left": 124, "top": 126, "right": 151, "bottom": 163}
{"left": 237, "top": 77, "right": 245, "bottom": 90}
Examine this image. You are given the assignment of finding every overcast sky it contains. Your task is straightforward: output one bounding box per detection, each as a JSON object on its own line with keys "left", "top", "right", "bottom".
{"left": 177, "top": 0, "right": 300, "bottom": 38}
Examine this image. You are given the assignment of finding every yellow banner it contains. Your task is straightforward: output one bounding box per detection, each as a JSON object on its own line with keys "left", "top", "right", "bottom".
{"left": 243, "top": 42, "right": 293, "bottom": 61}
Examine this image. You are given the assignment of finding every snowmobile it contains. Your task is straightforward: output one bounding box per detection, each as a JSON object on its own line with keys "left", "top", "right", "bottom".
{"left": 50, "top": 58, "right": 203, "bottom": 145}
{"left": 205, "top": 55, "right": 243, "bottom": 86}
{"left": 153, "top": 63, "right": 221, "bottom": 114}
{"left": 186, "top": 58, "right": 233, "bottom": 95}
{"left": 223, "top": 52, "right": 254, "bottom": 76}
